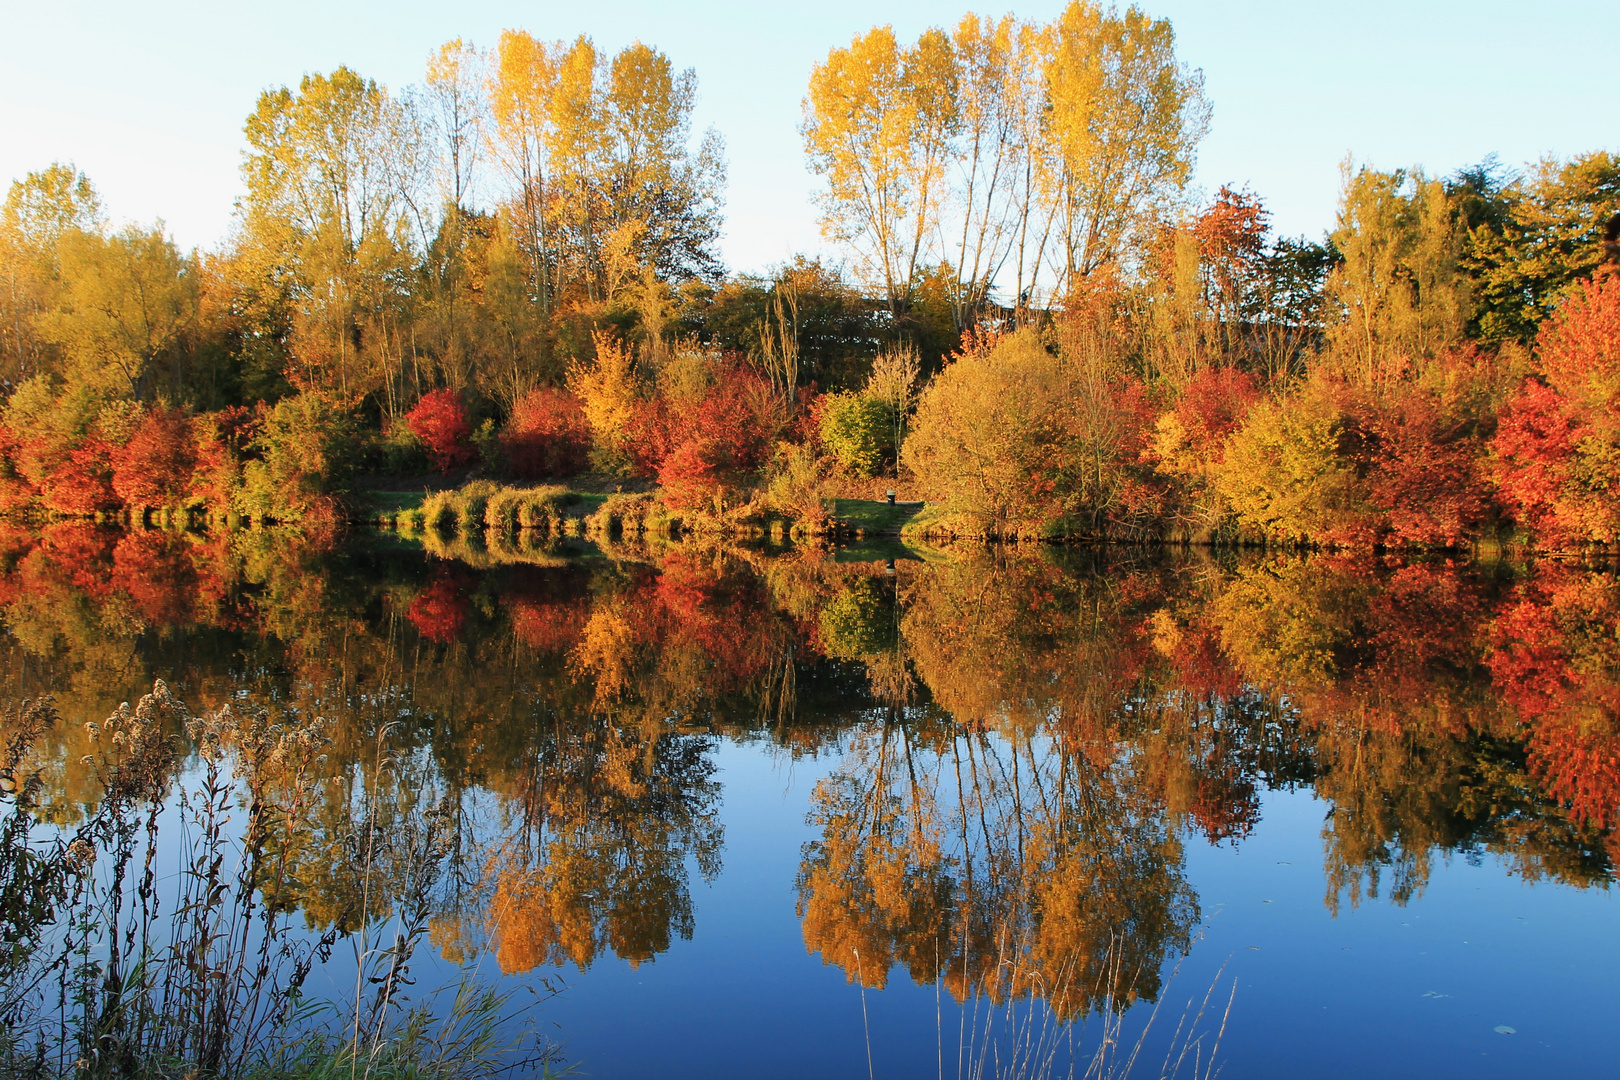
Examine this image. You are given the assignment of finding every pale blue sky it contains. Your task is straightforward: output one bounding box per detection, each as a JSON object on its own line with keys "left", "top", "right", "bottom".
{"left": 1, "top": 0, "right": 1614, "bottom": 274}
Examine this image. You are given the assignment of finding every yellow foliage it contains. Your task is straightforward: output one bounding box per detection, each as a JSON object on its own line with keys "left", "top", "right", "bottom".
{"left": 565, "top": 330, "right": 639, "bottom": 456}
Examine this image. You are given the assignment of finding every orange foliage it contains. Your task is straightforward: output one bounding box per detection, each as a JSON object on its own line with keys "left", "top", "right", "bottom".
{"left": 501, "top": 388, "right": 591, "bottom": 478}
{"left": 110, "top": 531, "right": 196, "bottom": 626}
{"left": 39, "top": 438, "right": 117, "bottom": 515}
{"left": 1527, "top": 722, "right": 1620, "bottom": 830}
{"left": 1534, "top": 271, "right": 1620, "bottom": 433}
{"left": 111, "top": 407, "right": 197, "bottom": 509}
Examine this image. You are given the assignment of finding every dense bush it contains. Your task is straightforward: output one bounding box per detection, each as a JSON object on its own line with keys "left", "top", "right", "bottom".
{"left": 111, "top": 406, "right": 195, "bottom": 508}
{"left": 238, "top": 393, "right": 356, "bottom": 524}
{"left": 818, "top": 392, "right": 892, "bottom": 478}
{"left": 1492, "top": 274, "right": 1620, "bottom": 546}
{"left": 502, "top": 388, "right": 591, "bottom": 478}
{"left": 903, "top": 330, "right": 1155, "bottom": 535}
{"left": 406, "top": 389, "right": 476, "bottom": 474}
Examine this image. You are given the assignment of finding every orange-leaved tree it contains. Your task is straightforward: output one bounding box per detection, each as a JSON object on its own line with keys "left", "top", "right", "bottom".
{"left": 111, "top": 406, "right": 196, "bottom": 509}
{"left": 1492, "top": 272, "right": 1620, "bottom": 546}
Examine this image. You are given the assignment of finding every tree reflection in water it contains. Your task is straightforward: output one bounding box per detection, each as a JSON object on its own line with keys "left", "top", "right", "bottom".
{"left": 0, "top": 525, "right": 1614, "bottom": 1020}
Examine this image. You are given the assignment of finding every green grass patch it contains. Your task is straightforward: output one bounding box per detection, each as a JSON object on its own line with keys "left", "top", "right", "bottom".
{"left": 360, "top": 490, "right": 432, "bottom": 519}
{"left": 829, "top": 497, "right": 925, "bottom": 534}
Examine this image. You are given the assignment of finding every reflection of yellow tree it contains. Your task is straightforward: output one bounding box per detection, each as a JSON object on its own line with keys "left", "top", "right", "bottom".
{"left": 480, "top": 728, "right": 722, "bottom": 973}
{"left": 798, "top": 722, "right": 1198, "bottom": 1021}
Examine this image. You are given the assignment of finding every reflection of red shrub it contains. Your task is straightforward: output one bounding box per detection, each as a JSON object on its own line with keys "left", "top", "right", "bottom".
{"left": 111, "top": 532, "right": 195, "bottom": 626}
{"left": 1488, "top": 566, "right": 1620, "bottom": 724}
{"left": 1168, "top": 622, "right": 1241, "bottom": 700}
{"left": 508, "top": 595, "right": 589, "bottom": 653}
{"left": 406, "top": 389, "right": 475, "bottom": 474}
{"left": 502, "top": 389, "right": 590, "bottom": 478}
{"left": 1528, "top": 721, "right": 1620, "bottom": 830}
{"left": 31, "top": 523, "right": 116, "bottom": 599}
{"left": 651, "top": 552, "right": 775, "bottom": 684}
{"left": 1189, "top": 765, "right": 1260, "bottom": 844}
{"left": 113, "top": 407, "right": 196, "bottom": 508}
{"left": 408, "top": 570, "right": 473, "bottom": 643}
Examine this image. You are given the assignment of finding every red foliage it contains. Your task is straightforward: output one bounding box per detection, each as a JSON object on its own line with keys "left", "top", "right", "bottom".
{"left": 1177, "top": 367, "right": 1261, "bottom": 452}
{"left": 1488, "top": 566, "right": 1620, "bottom": 727}
{"left": 624, "top": 399, "right": 677, "bottom": 477}
{"left": 112, "top": 407, "right": 197, "bottom": 508}
{"left": 691, "top": 368, "right": 777, "bottom": 474}
{"left": 1166, "top": 620, "right": 1242, "bottom": 701}
{"left": 1191, "top": 185, "right": 1270, "bottom": 297}
{"left": 1527, "top": 721, "right": 1620, "bottom": 830}
{"left": 1364, "top": 394, "right": 1489, "bottom": 548}
{"left": 624, "top": 362, "right": 778, "bottom": 485}
{"left": 28, "top": 523, "right": 117, "bottom": 600}
{"left": 1492, "top": 379, "right": 1581, "bottom": 544}
{"left": 649, "top": 551, "right": 776, "bottom": 685}
{"left": 508, "top": 595, "right": 589, "bottom": 653}
{"left": 40, "top": 438, "right": 117, "bottom": 515}
{"left": 111, "top": 531, "right": 196, "bottom": 626}
{"left": 1491, "top": 274, "right": 1620, "bottom": 546}
{"left": 1534, "top": 271, "right": 1620, "bottom": 434}
{"left": 657, "top": 439, "right": 724, "bottom": 512}
{"left": 406, "top": 389, "right": 476, "bottom": 474}
{"left": 502, "top": 388, "right": 591, "bottom": 478}
{"left": 407, "top": 568, "right": 474, "bottom": 643}
{"left": 1188, "top": 764, "right": 1261, "bottom": 845}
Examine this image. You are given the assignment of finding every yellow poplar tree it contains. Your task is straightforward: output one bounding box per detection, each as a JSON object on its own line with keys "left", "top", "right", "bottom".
{"left": 803, "top": 26, "right": 957, "bottom": 316}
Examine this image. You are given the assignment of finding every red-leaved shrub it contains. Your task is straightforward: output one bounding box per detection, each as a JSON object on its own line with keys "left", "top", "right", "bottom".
{"left": 112, "top": 407, "right": 196, "bottom": 508}
{"left": 406, "top": 389, "right": 476, "bottom": 474}
{"left": 502, "top": 388, "right": 591, "bottom": 478}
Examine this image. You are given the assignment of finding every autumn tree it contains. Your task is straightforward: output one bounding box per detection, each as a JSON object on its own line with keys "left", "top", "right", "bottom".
{"left": 1036, "top": 2, "right": 1209, "bottom": 295}
{"left": 238, "top": 67, "right": 427, "bottom": 414}
{"left": 1324, "top": 162, "right": 1471, "bottom": 387}
{"left": 424, "top": 39, "right": 485, "bottom": 213}
{"left": 803, "top": 25, "right": 956, "bottom": 317}
{"left": 39, "top": 224, "right": 198, "bottom": 402}
{"left": 237, "top": 393, "right": 357, "bottom": 523}
{"left": 1463, "top": 151, "right": 1620, "bottom": 345}
{"left": 486, "top": 32, "right": 726, "bottom": 312}
{"left": 0, "top": 163, "right": 104, "bottom": 385}
{"left": 902, "top": 328, "right": 1151, "bottom": 534}
{"left": 567, "top": 330, "right": 641, "bottom": 470}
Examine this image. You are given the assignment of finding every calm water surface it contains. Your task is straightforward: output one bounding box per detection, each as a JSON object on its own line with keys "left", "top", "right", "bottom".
{"left": 4, "top": 526, "right": 1617, "bottom": 1078}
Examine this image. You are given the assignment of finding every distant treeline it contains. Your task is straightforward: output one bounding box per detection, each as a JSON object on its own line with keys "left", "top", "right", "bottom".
{"left": 0, "top": 2, "right": 1616, "bottom": 548}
